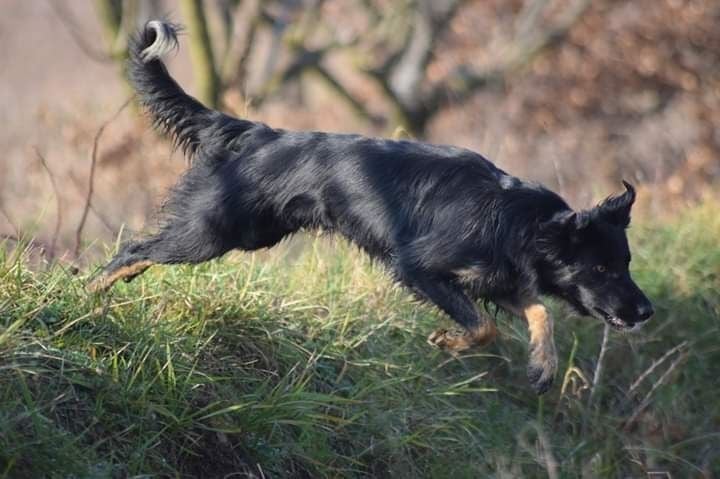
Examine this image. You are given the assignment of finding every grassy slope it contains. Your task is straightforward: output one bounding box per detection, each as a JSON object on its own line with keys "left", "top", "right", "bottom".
{"left": 0, "top": 202, "right": 719, "bottom": 478}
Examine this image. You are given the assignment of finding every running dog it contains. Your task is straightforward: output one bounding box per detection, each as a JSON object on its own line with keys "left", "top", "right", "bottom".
{"left": 89, "top": 21, "right": 654, "bottom": 394}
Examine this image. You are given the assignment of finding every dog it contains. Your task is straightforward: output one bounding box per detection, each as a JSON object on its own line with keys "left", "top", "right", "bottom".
{"left": 89, "top": 20, "right": 654, "bottom": 394}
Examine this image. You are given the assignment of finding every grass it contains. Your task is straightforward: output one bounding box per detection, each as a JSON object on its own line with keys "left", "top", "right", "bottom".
{"left": 0, "top": 201, "right": 719, "bottom": 478}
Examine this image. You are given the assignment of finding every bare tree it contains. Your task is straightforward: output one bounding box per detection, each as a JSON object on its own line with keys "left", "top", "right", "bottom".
{"left": 80, "top": 0, "right": 591, "bottom": 137}
{"left": 364, "top": 0, "right": 592, "bottom": 135}
{"left": 254, "top": 0, "right": 592, "bottom": 136}
{"left": 179, "top": 0, "right": 221, "bottom": 107}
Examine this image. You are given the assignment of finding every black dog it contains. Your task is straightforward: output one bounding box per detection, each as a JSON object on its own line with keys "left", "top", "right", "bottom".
{"left": 90, "top": 21, "right": 654, "bottom": 394}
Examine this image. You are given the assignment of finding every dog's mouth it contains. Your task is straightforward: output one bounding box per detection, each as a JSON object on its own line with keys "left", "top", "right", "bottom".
{"left": 594, "top": 308, "right": 632, "bottom": 331}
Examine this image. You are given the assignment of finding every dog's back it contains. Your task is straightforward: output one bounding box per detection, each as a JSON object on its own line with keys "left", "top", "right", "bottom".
{"left": 128, "top": 21, "right": 550, "bottom": 264}
{"left": 109, "top": 20, "right": 579, "bottom": 320}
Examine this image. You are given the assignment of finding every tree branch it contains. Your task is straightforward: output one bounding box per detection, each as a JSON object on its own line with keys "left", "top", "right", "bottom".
{"left": 74, "top": 97, "right": 132, "bottom": 259}
{"left": 180, "top": 0, "right": 221, "bottom": 107}
{"left": 94, "top": 0, "right": 125, "bottom": 59}
{"left": 356, "top": 0, "right": 470, "bottom": 134}
{"left": 217, "top": 0, "right": 239, "bottom": 71}
{"left": 221, "top": 0, "right": 263, "bottom": 90}
{"left": 388, "top": 0, "right": 466, "bottom": 110}
{"left": 68, "top": 175, "right": 119, "bottom": 236}
{"left": 309, "top": 64, "right": 384, "bottom": 126}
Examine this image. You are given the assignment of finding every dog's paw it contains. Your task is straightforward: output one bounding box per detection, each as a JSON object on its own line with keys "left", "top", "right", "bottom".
{"left": 86, "top": 260, "right": 154, "bottom": 293}
{"left": 427, "top": 328, "right": 472, "bottom": 353}
{"left": 527, "top": 364, "right": 555, "bottom": 395}
{"left": 86, "top": 275, "right": 111, "bottom": 294}
{"left": 527, "top": 350, "right": 557, "bottom": 395}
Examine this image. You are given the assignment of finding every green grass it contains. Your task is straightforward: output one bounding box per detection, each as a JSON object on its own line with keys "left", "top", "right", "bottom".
{"left": 1, "top": 202, "right": 719, "bottom": 478}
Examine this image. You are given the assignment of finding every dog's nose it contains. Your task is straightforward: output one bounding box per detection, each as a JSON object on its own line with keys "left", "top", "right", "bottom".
{"left": 636, "top": 302, "right": 654, "bottom": 321}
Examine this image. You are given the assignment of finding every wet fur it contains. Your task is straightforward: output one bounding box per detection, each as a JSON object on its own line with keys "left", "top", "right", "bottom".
{"left": 92, "top": 21, "right": 653, "bottom": 394}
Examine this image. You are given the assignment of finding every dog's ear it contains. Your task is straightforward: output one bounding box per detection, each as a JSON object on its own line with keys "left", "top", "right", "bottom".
{"left": 538, "top": 210, "right": 590, "bottom": 250}
{"left": 595, "top": 181, "right": 636, "bottom": 228}
{"left": 541, "top": 211, "right": 590, "bottom": 232}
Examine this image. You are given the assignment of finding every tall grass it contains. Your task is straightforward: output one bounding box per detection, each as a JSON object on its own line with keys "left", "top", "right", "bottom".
{"left": 0, "top": 201, "right": 718, "bottom": 478}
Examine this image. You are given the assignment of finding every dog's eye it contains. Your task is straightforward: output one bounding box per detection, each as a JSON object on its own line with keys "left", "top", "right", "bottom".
{"left": 594, "top": 265, "right": 607, "bottom": 273}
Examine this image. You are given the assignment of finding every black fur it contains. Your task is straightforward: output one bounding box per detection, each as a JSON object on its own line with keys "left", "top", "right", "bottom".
{"left": 96, "top": 21, "right": 653, "bottom": 393}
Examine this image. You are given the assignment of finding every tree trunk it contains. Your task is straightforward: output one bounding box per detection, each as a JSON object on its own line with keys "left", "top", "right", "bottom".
{"left": 95, "top": 0, "right": 137, "bottom": 105}
{"left": 179, "top": 0, "right": 220, "bottom": 107}
{"left": 95, "top": 0, "right": 123, "bottom": 57}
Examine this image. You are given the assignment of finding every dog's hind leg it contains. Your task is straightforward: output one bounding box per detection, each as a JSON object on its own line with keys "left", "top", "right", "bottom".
{"left": 88, "top": 221, "right": 233, "bottom": 293}
{"left": 87, "top": 256, "right": 155, "bottom": 293}
{"left": 397, "top": 271, "right": 496, "bottom": 354}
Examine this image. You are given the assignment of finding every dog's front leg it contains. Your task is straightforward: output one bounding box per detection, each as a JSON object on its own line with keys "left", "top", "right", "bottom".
{"left": 523, "top": 302, "right": 557, "bottom": 394}
{"left": 398, "top": 273, "right": 497, "bottom": 354}
{"left": 500, "top": 299, "right": 557, "bottom": 394}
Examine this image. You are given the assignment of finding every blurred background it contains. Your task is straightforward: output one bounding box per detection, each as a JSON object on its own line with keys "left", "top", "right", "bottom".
{"left": 1, "top": 0, "right": 718, "bottom": 262}
{"left": 1, "top": 3, "right": 719, "bottom": 476}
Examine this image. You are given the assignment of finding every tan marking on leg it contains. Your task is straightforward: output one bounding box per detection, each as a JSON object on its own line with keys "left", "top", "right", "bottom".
{"left": 522, "top": 302, "right": 557, "bottom": 394}
{"left": 428, "top": 319, "right": 497, "bottom": 353}
{"left": 87, "top": 260, "right": 154, "bottom": 293}
{"left": 524, "top": 304, "right": 552, "bottom": 347}
{"left": 468, "top": 320, "right": 498, "bottom": 347}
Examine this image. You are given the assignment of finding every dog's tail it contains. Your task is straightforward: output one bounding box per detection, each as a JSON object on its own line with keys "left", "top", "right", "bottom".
{"left": 128, "top": 20, "right": 214, "bottom": 156}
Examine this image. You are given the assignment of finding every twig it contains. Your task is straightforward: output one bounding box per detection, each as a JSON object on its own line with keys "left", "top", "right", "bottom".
{"left": 0, "top": 202, "right": 19, "bottom": 237}
{"left": 73, "top": 97, "right": 132, "bottom": 259}
{"left": 221, "top": 0, "right": 262, "bottom": 89}
{"left": 581, "top": 323, "right": 610, "bottom": 435}
{"left": 627, "top": 340, "right": 689, "bottom": 397}
{"left": 587, "top": 323, "right": 610, "bottom": 406}
{"left": 624, "top": 351, "right": 688, "bottom": 430}
{"left": 179, "top": 0, "right": 220, "bottom": 107}
{"left": 33, "top": 147, "right": 63, "bottom": 262}
{"left": 68, "top": 175, "right": 118, "bottom": 235}
{"left": 310, "top": 64, "right": 384, "bottom": 126}
{"left": 517, "top": 423, "right": 559, "bottom": 479}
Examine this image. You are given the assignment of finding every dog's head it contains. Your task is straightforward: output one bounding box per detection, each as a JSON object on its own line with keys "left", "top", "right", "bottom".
{"left": 538, "top": 181, "right": 653, "bottom": 331}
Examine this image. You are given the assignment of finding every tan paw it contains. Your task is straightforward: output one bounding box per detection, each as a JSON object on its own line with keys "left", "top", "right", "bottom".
{"left": 428, "top": 322, "right": 498, "bottom": 353}
{"left": 427, "top": 328, "right": 474, "bottom": 353}
{"left": 87, "top": 260, "right": 154, "bottom": 293}
{"left": 528, "top": 342, "right": 558, "bottom": 395}
{"left": 86, "top": 276, "right": 110, "bottom": 294}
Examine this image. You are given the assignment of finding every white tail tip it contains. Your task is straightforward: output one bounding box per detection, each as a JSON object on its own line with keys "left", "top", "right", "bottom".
{"left": 140, "top": 20, "right": 179, "bottom": 62}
